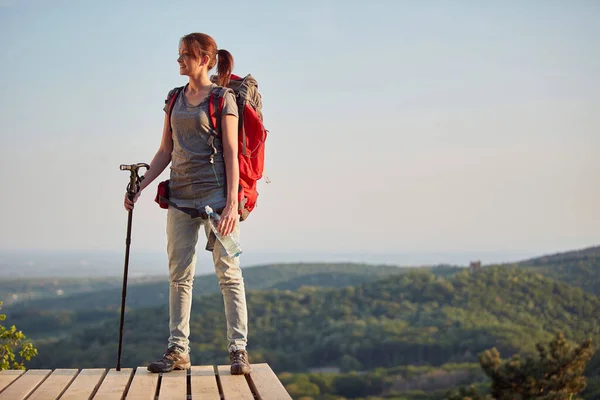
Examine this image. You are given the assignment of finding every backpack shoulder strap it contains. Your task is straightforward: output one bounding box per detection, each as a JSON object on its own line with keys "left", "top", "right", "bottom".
{"left": 165, "top": 86, "right": 184, "bottom": 132}
{"left": 208, "top": 86, "right": 230, "bottom": 135}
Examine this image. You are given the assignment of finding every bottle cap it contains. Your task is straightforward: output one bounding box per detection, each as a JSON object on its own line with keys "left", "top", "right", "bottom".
{"left": 205, "top": 205, "right": 213, "bottom": 214}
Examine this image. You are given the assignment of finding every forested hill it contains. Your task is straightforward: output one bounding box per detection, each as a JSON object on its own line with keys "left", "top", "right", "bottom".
{"left": 514, "top": 244, "right": 600, "bottom": 296}
{"left": 28, "top": 265, "right": 600, "bottom": 372}
{"left": 517, "top": 245, "right": 600, "bottom": 265}
{"left": 6, "top": 262, "right": 460, "bottom": 313}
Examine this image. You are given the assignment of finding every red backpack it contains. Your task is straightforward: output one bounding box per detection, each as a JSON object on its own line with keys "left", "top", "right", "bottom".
{"left": 156, "top": 74, "right": 267, "bottom": 221}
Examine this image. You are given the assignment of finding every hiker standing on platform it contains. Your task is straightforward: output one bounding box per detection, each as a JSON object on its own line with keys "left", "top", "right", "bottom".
{"left": 124, "top": 32, "right": 251, "bottom": 375}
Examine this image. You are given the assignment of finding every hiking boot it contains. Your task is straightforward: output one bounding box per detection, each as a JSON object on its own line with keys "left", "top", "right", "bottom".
{"left": 147, "top": 347, "right": 191, "bottom": 373}
{"left": 230, "top": 349, "right": 251, "bottom": 375}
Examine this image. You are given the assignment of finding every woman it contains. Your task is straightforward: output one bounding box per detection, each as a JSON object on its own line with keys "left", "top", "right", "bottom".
{"left": 124, "top": 32, "right": 251, "bottom": 375}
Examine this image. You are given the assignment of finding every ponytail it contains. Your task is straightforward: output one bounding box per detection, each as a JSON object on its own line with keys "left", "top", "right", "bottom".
{"left": 216, "top": 49, "right": 234, "bottom": 87}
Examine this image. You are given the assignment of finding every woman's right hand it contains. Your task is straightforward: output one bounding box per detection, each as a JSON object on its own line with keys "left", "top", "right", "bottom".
{"left": 124, "top": 190, "right": 141, "bottom": 211}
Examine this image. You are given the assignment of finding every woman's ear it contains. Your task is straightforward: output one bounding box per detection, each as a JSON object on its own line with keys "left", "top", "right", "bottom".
{"left": 200, "top": 54, "right": 210, "bottom": 67}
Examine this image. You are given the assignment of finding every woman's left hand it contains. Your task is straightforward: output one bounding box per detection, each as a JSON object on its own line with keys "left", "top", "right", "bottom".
{"left": 217, "top": 203, "right": 238, "bottom": 237}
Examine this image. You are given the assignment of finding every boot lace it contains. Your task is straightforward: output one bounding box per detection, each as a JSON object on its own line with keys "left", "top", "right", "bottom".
{"left": 231, "top": 350, "right": 248, "bottom": 364}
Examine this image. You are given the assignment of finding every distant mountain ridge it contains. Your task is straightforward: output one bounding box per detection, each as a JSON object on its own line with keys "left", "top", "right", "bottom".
{"left": 514, "top": 244, "right": 600, "bottom": 265}
{"left": 5, "top": 244, "right": 598, "bottom": 311}
{"left": 514, "top": 244, "right": 600, "bottom": 296}
{"left": 5, "top": 263, "right": 459, "bottom": 313}
{"left": 0, "top": 248, "right": 544, "bottom": 278}
{"left": 6, "top": 263, "right": 422, "bottom": 338}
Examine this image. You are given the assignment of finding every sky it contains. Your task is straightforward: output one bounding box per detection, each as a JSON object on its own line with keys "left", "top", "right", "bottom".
{"left": 0, "top": 0, "right": 599, "bottom": 269}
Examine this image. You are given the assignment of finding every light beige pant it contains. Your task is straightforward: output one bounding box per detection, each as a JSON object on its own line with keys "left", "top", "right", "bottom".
{"left": 166, "top": 205, "right": 248, "bottom": 354}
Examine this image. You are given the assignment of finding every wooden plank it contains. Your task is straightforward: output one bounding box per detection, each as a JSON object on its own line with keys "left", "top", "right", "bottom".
{"left": 217, "top": 365, "right": 254, "bottom": 400}
{"left": 0, "top": 364, "right": 289, "bottom": 400}
{"left": 27, "top": 369, "right": 78, "bottom": 400}
{"left": 0, "top": 370, "right": 25, "bottom": 392}
{"left": 93, "top": 368, "right": 133, "bottom": 399}
{"left": 60, "top": 368, "right": 107, "bottom": 400}
{"left": 249, "top": 363, "right": 292, "bottom": 400}
{"left": 157, "top": 369, "right": 186, "bottom": 400}
{"left": 190, "top": 366, "right": 219, "bottom": 400}
{"left": 0, "top": 369, "right": 51, "bottom": 400}
{"left": 126, "top": 367, "right": 158, "bottom": 400}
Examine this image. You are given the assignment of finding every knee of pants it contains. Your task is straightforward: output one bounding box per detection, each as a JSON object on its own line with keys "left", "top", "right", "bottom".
{"left": 218, "top": 276, "right": 244, "bottom": 290}
{"left": 212, "top": 243, "right": 242, "bottom": 279}
{"left": 170, "top": 278, "right": 194, "bottom": 290}
{"left": 215, "top": 263, "right": 244, "bottom": 288}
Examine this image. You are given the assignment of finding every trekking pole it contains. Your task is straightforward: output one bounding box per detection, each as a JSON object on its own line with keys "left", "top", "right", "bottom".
{"left": 117, "top": 162, "right": 149, "bottom": 371}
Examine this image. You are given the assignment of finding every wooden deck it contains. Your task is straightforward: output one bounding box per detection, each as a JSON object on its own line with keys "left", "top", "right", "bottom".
{"left": 0, "top": 364, "right": 292, "bottom": 399}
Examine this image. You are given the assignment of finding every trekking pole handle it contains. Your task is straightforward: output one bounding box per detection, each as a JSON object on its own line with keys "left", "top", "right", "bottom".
{"left": 120, "top": 163, "right": 150, "bottom": 200}
{"left": 120, "top": 163, "right": 150, "bottom": 171}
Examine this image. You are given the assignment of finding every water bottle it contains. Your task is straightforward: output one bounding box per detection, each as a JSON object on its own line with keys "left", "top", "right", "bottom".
{"left": 205, "top": 206, "right": 243, "bottom": 258}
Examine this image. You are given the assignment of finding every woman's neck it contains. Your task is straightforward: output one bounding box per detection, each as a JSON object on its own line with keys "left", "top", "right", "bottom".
{"left": 187, "top": 73, "right": 213, "bottom": 93}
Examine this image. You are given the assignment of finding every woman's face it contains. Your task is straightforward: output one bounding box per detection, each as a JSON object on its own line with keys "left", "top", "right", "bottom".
{"left": 177, "top": 43, "right": 197, "bottom": 76}
{"left": 178, "top": 43, "right": 209, "bottom": 77}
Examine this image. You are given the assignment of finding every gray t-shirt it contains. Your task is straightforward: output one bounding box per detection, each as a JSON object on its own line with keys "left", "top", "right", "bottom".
{"left": 163, "top": 84, "right": 239, "bottom": 210}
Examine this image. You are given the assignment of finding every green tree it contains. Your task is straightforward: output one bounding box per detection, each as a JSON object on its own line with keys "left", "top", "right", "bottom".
{"left": 478, "top": 332, "right": 594, "bottom": 399}
{"left": 0, "top": 302, "right": 37, "bottom": 370}
{"left": 446, "top": 385, "right": 493, "bottom": 400}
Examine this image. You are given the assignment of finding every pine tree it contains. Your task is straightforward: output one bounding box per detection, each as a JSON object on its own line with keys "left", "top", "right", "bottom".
{"left": 478, "top": 332, "right": 594, "bottom": 399}
{"left": 445, "top": 385, "right": 493, "bottom": 400}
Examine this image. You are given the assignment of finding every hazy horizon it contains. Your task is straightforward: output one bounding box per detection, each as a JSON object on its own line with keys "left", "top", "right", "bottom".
{"left": 0, "top": 244, "right": 594, "bottom": 278}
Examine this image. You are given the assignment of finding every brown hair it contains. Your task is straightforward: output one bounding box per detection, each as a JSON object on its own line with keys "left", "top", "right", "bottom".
{"left": 180, "top": 33, "right": 234, "bottom": 87}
